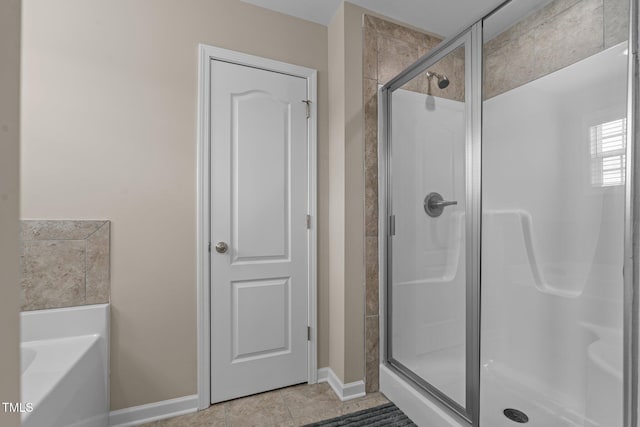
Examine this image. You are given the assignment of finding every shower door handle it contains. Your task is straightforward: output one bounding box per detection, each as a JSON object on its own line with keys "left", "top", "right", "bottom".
{"left": 424, "top": 192, "right": 457, "bottom": 217}
{"left": 430, "top": 199, "right": 457, "bottom": 208}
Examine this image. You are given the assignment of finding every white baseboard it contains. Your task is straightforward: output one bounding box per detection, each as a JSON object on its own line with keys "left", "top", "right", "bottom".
{"left": 109, "top": 371, "right": 363, "bottom": 426}
{"left": 317, "top": 367, "right": 366, "bottom": 401}
{"left": 109, "top": 394, "right": 198, "bottom": 426}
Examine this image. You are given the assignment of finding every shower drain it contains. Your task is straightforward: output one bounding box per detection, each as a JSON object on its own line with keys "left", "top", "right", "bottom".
{"left": 503, "top": 408, "right": 529, "bottom": 423}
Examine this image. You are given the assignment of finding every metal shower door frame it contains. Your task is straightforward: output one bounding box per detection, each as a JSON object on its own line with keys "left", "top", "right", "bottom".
{"left": 624, "top": 0, "right": 639, "bottom": 425}
{"left": 381, "top": 0, "right": 640, "bottom": 424}
{"left": 379, "top": 21, "right": 483, "bottom": 426}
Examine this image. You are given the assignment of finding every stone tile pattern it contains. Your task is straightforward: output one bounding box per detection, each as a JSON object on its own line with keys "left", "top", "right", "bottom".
{"left": 138, "top": 383, "right": 389, "bottom": 427}
{"left": 365, "top": 15, "right": 464, "bottom": 102}
{"left": 484, "top": 0, "right": 629, "bottom": 99}
{"left": 363, "top": 14, "right": 445, "bottom": 394}
{"left": 20, "top": 220, "right": 110, "bottom": 311}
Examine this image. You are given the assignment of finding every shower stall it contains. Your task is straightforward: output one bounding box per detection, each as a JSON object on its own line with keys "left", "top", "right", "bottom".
{"left": 378, "top": 0, "right": 638, "bottom": 426}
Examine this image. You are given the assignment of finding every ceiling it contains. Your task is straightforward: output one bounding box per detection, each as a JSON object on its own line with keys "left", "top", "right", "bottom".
{"left": 240, "top": 0, "right": 508, "bottom": 38}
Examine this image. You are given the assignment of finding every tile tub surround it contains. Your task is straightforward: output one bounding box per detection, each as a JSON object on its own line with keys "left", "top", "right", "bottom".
{"left": 20, "top": 220, "right": 110, "bottom": 311}
{"left": 363, "top": 14, "right": 444, "bottom": 394}
{"left": 136, "top": 383, "right": 389, "bottom": 427}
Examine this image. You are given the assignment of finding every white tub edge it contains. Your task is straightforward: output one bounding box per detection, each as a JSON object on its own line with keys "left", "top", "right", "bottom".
{"left": 21, "top": 304, "right": 109, "bottom": 342}
{"left": 21, "top": 303, "right": 110, "bottom": 424}
{"left": 380, "top": 364, "right": 465, "bottom": 427}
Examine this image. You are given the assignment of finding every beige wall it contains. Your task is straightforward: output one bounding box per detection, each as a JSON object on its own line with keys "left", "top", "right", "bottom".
{"left": 328, "top": 5, "right": 347, "bottom": 382}
{"left": 327, "top": 2, "right": 366, "bottom": 385}
{"left": 21, "top": 0, "right": 329, "bottom": 410}
{"left": 0, "top": 0, "right": 21, "bottom": 425}
{"left": 343, "top": 2, "right": 366, "bottom": 385}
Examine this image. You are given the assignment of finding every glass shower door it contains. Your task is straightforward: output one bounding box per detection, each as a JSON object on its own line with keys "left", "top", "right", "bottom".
{"left": 385, "top": 29, "right": 480, "bottom": 421}
{"left": 381, "top": 1, "right": 635, "bottom": 425}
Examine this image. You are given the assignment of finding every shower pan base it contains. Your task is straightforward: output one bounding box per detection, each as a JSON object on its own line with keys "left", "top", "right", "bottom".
{"left": 380, "top": 364, "right": 465, "bottom": 427}
{"left": 382, "top": 362, "right": 600, "bottom": 427}
{"left": 481, "top": 368, "right": 585, "bottom": 427}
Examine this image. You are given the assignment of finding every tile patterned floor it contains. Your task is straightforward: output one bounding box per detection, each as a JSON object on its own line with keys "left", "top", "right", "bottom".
{"left": 137, "top": 383, "right": 389, "bottom": 427}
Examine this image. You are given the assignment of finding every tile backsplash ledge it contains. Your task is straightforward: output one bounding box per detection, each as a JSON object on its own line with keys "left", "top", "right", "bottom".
{"left": 20, "top": 220, "right": 110, "bottom": 311}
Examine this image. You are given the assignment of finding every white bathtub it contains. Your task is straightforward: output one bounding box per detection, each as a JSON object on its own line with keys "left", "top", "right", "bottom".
{"left": 21, "top": 304, "right": 110, "bottom": 427}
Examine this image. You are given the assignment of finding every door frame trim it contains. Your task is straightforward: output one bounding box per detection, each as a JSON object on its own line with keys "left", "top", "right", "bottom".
{"left": 196, "top": 44, "right": 318, "bottom": 410}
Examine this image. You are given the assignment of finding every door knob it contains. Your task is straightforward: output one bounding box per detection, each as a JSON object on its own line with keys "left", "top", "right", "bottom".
{"left": 215, "top": 242, "right": 228, "bottom": 253}
{"left": 424, "top": 192, "right": 457, "bottom": 218}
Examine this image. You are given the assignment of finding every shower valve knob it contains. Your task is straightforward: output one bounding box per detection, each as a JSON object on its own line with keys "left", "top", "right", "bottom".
{"left": 424, "top": 192, "right": 457, "bottom": 218}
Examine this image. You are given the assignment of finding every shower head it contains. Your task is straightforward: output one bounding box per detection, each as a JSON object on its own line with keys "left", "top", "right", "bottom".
{"left": 426, "top": 71, "right": 449, "bottom": 89}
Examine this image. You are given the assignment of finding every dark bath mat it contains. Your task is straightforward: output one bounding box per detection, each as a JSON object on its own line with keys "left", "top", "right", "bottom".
{"left": 303, "top": 402, "right": 417, "bottom": 427}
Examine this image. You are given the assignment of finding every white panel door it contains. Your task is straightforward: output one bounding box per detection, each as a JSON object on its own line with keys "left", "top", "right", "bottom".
{"left": 210, "top": 59, "right": 309, "bottom": 403}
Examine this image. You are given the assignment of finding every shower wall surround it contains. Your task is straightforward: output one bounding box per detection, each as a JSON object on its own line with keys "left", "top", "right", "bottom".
{"left": 20, "top": 220, "right": 110, "bottom": 311}
{"left": 484, "top": 0, "right": 628, "bottom": 98}
{"left": 362, "top": 0, "right": 628, "bottom": 396}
